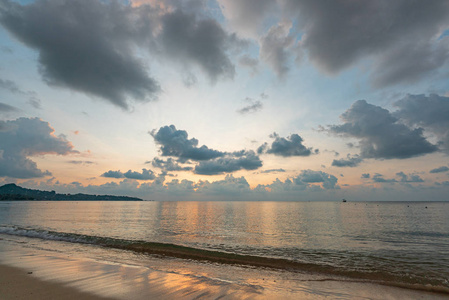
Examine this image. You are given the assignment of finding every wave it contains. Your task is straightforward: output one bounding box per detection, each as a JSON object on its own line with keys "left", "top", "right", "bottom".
{"left": 1, "top": 225, "right": 448, "bottom": 295}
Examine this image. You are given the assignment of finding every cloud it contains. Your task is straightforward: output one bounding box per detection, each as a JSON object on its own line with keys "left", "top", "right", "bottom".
{"left": 130, "top": 0, "right": 207, "bottom": 12}
{"left": 260, "top": 22, "right": 294, "bottom": 78}
{"left": 194, "top": 150, "right": 262, "bottom": 175}
{"left": 328, "top": 100, "right": 438, "bottom": 159}
{"left": 151, "top": 157, "right": 193, "bottom": 171}
{"left": 0, "top": 102, "right": 19, "bottom": 113}
{"left": 430, "top": 166, "right": 449, "bottom": 173}
{"left": 0, "top": 117, "right": 75, "bottom": 178}
{"left": 0, "top": 78, "right": 23, "bottom": 94}
{"left": 295, "top": 169, "right": 338, "bottom": 189}
{"left": 217, "top": 1, "right": 449, "bottom": 86}
{"left": 101, "top": 169, "right": 155, "bottom": 180}
{"left": 284, "top": 1, "right": 449, "bottom": 86}
{"left": 217, "top": 0, "right": 277, "bottom": 38}
{"left": 238, "top": 55, "right": 259, "bottom": 73}
{"left": 372, "top": 171, "right": 424, "bottom": 184}
{"left": 28, "top": 97, "right": 42, "bottom": 109}
{"left": 196, "top": 174, "right": 251, "bottom": 195}
{"left": 181, "top": 72, "right": 197, "bottom": 87}
{"left": 67, "top": 160, "right": 94, "bottom": 165}
{"left": 255, "top": 169, "right": 339, "bottom": 192}
{"left": 151, "top": 125, "right": 263, "bottom": 175}
{"left": 258, "top": 133, "right": 317, "bottom": 157}
{"left": 101, "top": 170, "right": 125, "bottom": 179}
{"left": 372, "top": 173, "right": 397, "bottom": 183}
{"left": 0, "top": 0, "right": 241, "bottom": 108}
{"left": 0, "top": 77, "right": 41, "bottom": 109}
{"left": 371, "top": 39, "right": 449, "bottom": 87}
{"left": 157, "top": 9, "right": 237, "bottom": 82}
{"left": 361, "top": 173, "right": 370, "bottom": 179}
{"left": 396, "top": 172, "right": 424, "bottom": 183}
{"left": 0, "top": 0, "right": 162, "bottom": 109}
{"left": 151, "top": 125, "right": 225, "bottom": 161}
{"left": 332, "top": 154, "right": 363, "bottom": 167}
{"left": 394, "top": 94, "right": 449, "bottom": 153}
{"left": 237, "top": 100, "right": 263, "bottom": 114}
{"left": 260, "top": 168, "right": 286, "bottom": 174}
{"left": 124, "top": 169, "right": 156, "bottom": 180}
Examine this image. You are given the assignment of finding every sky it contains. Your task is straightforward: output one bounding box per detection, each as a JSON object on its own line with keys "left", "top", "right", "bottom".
{"left": 0, "top": 0, "right": 449, "bottom": 201}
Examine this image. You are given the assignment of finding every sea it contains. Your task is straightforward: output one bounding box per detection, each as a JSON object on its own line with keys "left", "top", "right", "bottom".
{"left": 0, "top": 200, "right": 448, "bottom": 299}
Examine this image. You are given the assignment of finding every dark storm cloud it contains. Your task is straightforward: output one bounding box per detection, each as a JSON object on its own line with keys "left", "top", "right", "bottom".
{"left": 284, "top": 0, "right": 449, "bottom": 85}
{"left": 294, "top": 170, "right": 338, "bottom": 189}
{"left": 0, "top": 0, "right": 241, "bottom": 108}
{"left": 220, "top": 1, "right": 449, "bottom": 86}
{"left": 101, "top": 169, "right": 155, "bottom": 180}
{"left": 430, "top": 166, "right": 449, "bottom": 173}
{"left": 332, "top": 154, "right": 363, "bottom": 167}
{"left": 371, "top": 39, "right": 449, "bottom": 87}
{"left": 194, "top": 150, "right": 262, "bottom": 175}
{"left": 157, "top": 9, "right": 236, "bottom": 82}
{"left": 394, "top": 94, "right": 449, "bottom": 153}
{"left": 151, "top": 157, "right": 193, "bottom": 172}
{"left": 237, "top": 100, "right": 262, "bottom": 114}
{"left": 151, "top": 125, "right": 225, "bottom": 161}
{"left": 0, "top": 117, "right": 75, "bottom": 178}
{"left": 258, "top": 133, "right": 316, "bottom": 157}
{"left": 328, "top": 100, "right": 438, "bottom": 159}
{"left": 0, "top": 102, "right": 18, "bottom": 112}
{"left": 0, "top": 0, "right": 161, "bottom": 109}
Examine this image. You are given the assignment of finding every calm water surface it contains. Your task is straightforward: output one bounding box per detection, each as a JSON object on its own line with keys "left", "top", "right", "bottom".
{"left": 1, "top": 201, "right": 448, "bottom": 290}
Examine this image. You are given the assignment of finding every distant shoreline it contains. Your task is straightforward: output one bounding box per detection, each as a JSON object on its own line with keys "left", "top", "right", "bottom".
{"left": 0, "top": 198, "right": 145, "bottom": 201}
{"left": 0, "top": 183, "right": 143, "bottom": 201}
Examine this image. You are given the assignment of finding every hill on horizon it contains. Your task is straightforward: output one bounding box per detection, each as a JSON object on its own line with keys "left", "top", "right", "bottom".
{"left": 0, "top": 183, "right": 143, "bottom": 201}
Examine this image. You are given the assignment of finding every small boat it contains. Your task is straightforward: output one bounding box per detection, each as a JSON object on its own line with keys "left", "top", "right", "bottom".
{"left": 342, "top": 199, "right": 347, "bottom": 202}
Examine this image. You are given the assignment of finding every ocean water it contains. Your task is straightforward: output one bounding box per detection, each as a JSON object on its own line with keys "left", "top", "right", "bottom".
{"left": 0, "top": 200, "right": 448, "bottom": 295}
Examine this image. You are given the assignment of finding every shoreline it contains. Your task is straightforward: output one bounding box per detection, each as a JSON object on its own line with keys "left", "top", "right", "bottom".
{"left": 2, "top": 225, "right": 449, "bottom": 294}
{"left": 2, "top": 234, "right": 449, "bottom": 299}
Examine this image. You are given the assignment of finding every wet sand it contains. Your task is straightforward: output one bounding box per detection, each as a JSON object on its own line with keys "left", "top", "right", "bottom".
{"left": 0, "top": 264, "right": 111, "bottom": 300}
{"left": 2, "top": 258, "right": 447, "bottom": 300}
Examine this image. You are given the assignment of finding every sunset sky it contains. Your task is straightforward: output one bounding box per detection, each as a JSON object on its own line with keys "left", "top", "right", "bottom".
{"left": 1, "top": 0, "right": 449, "bottom": 201}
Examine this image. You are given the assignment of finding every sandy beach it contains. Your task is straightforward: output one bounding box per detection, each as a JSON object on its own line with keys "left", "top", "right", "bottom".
{"left": 0, "top": 264, "right": 110, "bottom": 300}
{"left": 1, "top": 234, "right": 448, "bottom": 300}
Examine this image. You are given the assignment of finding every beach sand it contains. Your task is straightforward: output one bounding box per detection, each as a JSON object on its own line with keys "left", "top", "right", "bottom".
{"left": 1, "top": 236, "right": 447, "bottom": 299}
{"left": 0, "top": 264, "right": 111, "bottom": 300}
